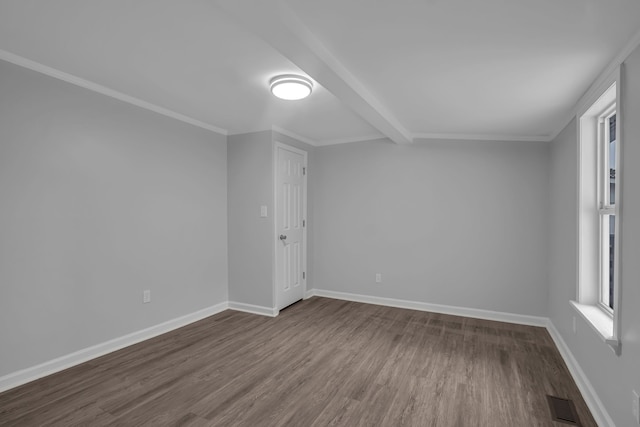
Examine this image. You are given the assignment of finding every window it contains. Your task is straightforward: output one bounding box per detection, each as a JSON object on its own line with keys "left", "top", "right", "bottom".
{"left": 598, "top": 109, "right": 616, "bottom": 311}
{"left": 573, "top": 76, "right": 621, "bottom": 354}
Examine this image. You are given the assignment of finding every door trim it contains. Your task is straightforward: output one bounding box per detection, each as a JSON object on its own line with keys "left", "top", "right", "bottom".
{"left": 273, "top": 141, "right": 308, "bottom": 311}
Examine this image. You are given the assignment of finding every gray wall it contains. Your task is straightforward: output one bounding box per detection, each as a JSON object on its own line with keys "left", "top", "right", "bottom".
{"left": 312, "top": 138, "right": 550, "bottom": 316}
{"left": 549, "top": 45, "right": 640, "bottom": 427}
{"left": 227, "top": 131, "right": 274, "bottom": 308}
{"left": 0, "top": 60, "right": 228, "bottom": 377}
{"left": 4, "top": 35, "right": 638, "bottom": 425}
{"left": 227, "top": 130, "right": 314, "bottom": 308}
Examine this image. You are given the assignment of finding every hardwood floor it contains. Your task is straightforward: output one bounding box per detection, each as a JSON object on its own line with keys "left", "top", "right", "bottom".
{"left": 0, "top": 297, "right": 596, "bottom": 426}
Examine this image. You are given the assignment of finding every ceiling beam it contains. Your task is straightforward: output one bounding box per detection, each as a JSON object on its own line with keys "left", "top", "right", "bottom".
{"left": 214, "top": 0, "right": 413, "bottom": 144}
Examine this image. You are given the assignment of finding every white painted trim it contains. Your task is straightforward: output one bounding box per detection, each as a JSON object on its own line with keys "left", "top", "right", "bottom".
{"left": 271, "top": 126, "right": 318, "bottom": 147}
{"left": 546, "top": 320, "right": 616, "bottom": 427}
{"left": 0, "top": 302, "right": 229, "bottom": 393}
{"left": 0, "top": 49, "right": 228, "bottom": 136}
{"left": 307, "top": 289, "right": 614, "bottom": 425}
{"left": 263, "top": 130, "right": 551, "bottom": 148}
{"left": 238, "top": 129, "right": 552, "bottom": 147}
{"left": 413, "top": 132, "right": 551, "bottom": 143}
{"left": 577, "top": 33, "right": 639, "bottom": 120}
{"left": 570, "top": 301, "right": 614, "bottom": 340}
{"left": 228, "top": 301, "right": 279, "bottom": 317}
{"left": 612, "top": 65, "right": 625, "bottom": 345}
{"left": 273, "top": 141, "right": 308, "bottom": 311}
{"left": 0, "top": 293, "right": 614, "bottom": 427}
{"left": 575, "top": 71, "right": 623, "bottom": 356}
{"left": 316, "top": 134, "right": 386, "bottom": 146}
{"left": 549, "top": 27, "right": 640, "bottom": 142}
{"left": 309, "top": 289, "right": 547, "bottom": 327}
{"left": 549, "top": 106, "right": 582, "bottom": 144}
{"left": 577, "top": 72, "right": 618, "bottom": 120}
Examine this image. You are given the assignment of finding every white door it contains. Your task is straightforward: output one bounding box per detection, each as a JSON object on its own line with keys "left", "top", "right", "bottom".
{"left": 275, "top": 144, "right": 306, "bottom": 310}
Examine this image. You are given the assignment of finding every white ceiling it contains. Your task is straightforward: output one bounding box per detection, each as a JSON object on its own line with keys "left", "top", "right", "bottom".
{"left": 1, "top": 0, "right": 639, "bottom": 145}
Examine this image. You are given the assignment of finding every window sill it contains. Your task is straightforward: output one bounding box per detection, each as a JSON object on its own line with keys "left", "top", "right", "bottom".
{"left": 570, "top": 301, "right": 620, "bottom": 354}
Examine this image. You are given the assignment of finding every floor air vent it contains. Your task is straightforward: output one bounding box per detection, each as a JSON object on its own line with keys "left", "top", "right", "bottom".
{"left": 546, "top": 395, "right": 581, "bottom": 426}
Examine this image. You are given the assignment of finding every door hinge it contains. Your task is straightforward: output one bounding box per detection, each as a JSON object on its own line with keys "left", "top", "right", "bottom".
{"left": 303, "top": 167, "right": 306, "bottom": 175}
{"left": 303, "top": 272, "right": 305, "bottom": 279}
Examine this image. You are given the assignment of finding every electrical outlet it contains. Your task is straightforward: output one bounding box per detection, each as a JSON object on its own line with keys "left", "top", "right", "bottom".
{"left": 143, "top": 290, "right": 151, "bottom": 304}
{"left": 375, "top": 273, "right": 382, "bottom": 283}
{"left": 572, "top": 317, "right": 577, "bottom": 334}
{"left": 633, "top": 390, "right": 640, "bottom": 424}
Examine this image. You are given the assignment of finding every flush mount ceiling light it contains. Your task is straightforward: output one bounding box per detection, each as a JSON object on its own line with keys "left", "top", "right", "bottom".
{"left": 270, "top": 74, "right": 313, "bottom": 100}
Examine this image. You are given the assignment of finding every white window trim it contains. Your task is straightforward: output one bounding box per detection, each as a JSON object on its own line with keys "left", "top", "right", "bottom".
{"left": 573, "top": 67, "right": 623, "bottom": 355}
{"left": 597, "top": 106, "right": 616, "bottom": 314}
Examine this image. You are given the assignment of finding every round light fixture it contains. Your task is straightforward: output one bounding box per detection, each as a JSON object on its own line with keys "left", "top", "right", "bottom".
{"left": 270, "top": 74, "right": 313, "bottom": 100}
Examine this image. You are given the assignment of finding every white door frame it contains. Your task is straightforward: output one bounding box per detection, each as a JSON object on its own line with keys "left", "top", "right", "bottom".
{"left": 273, "top": 141, "right": 308, "bottom": 311}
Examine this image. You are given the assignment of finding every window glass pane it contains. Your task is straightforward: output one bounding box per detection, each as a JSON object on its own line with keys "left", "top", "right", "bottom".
{"left": 608, "top": 215, "right": 615, "bottom": 309}
{"left": 609, "top": 114, "right": 616, "bottom": 205}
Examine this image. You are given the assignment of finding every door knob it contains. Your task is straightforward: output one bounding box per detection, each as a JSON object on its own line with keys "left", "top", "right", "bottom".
{"left": 279, "top": 234, "right": 287, "bottom": 240}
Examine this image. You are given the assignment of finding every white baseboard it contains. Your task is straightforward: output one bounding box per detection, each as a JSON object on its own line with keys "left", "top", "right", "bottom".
{"left": 0, "top": 302, "right": 228, "bottom": 394}
{"left": 308, "top": 289, "right": 612, "bottom": 426}
{"left": 228, "top": 301, "right": 278, "bottom": 317}
{"left": 308, "top": 288, "right": 548, "bottom": 327}
{"left": 0, "top": 292, "right": 613, "bottom": 427}
{"left": 546, "top": 320, "right": 615, "bottom": 427}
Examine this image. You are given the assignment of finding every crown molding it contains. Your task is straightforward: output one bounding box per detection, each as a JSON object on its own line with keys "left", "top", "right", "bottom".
{"left": 547, "top": 105, "right": 582, "bottom": 144}
{"left": 0, "top": 49, "right": 228, "bottom": 136}
{"left": 413, "top": 132, "right": 551, "bottom": 143}
{"left": 549, "top": 26, "right": 640, "bottom": 142}
{"left": 270, "top": 125, "right": 318, "bottom": 146}
{"left": 242, "top": 127, "right": 552, "bottom": 147}
{"left": 236, "top": 127, "right": 385, "bottom": 147}
{"left": 316, "top": 134, "right": 387, "bottom": 146}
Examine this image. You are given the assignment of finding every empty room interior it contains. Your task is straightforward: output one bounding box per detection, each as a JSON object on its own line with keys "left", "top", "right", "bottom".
{"left": 1, "top": 1, "right": 640, "bottom": 426}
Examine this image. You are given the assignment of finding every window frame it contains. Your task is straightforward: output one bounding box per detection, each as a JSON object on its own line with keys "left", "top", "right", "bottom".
{"left": 573, "top": 68, "right": 623, "bottom": 355}
{"left": 597, "top": 107, "right": 616, "bottom": 315}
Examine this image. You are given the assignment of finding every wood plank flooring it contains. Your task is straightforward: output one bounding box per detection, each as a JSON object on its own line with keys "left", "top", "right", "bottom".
{"left": 0, "top": 297, "right": 596, "bottom": 426}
